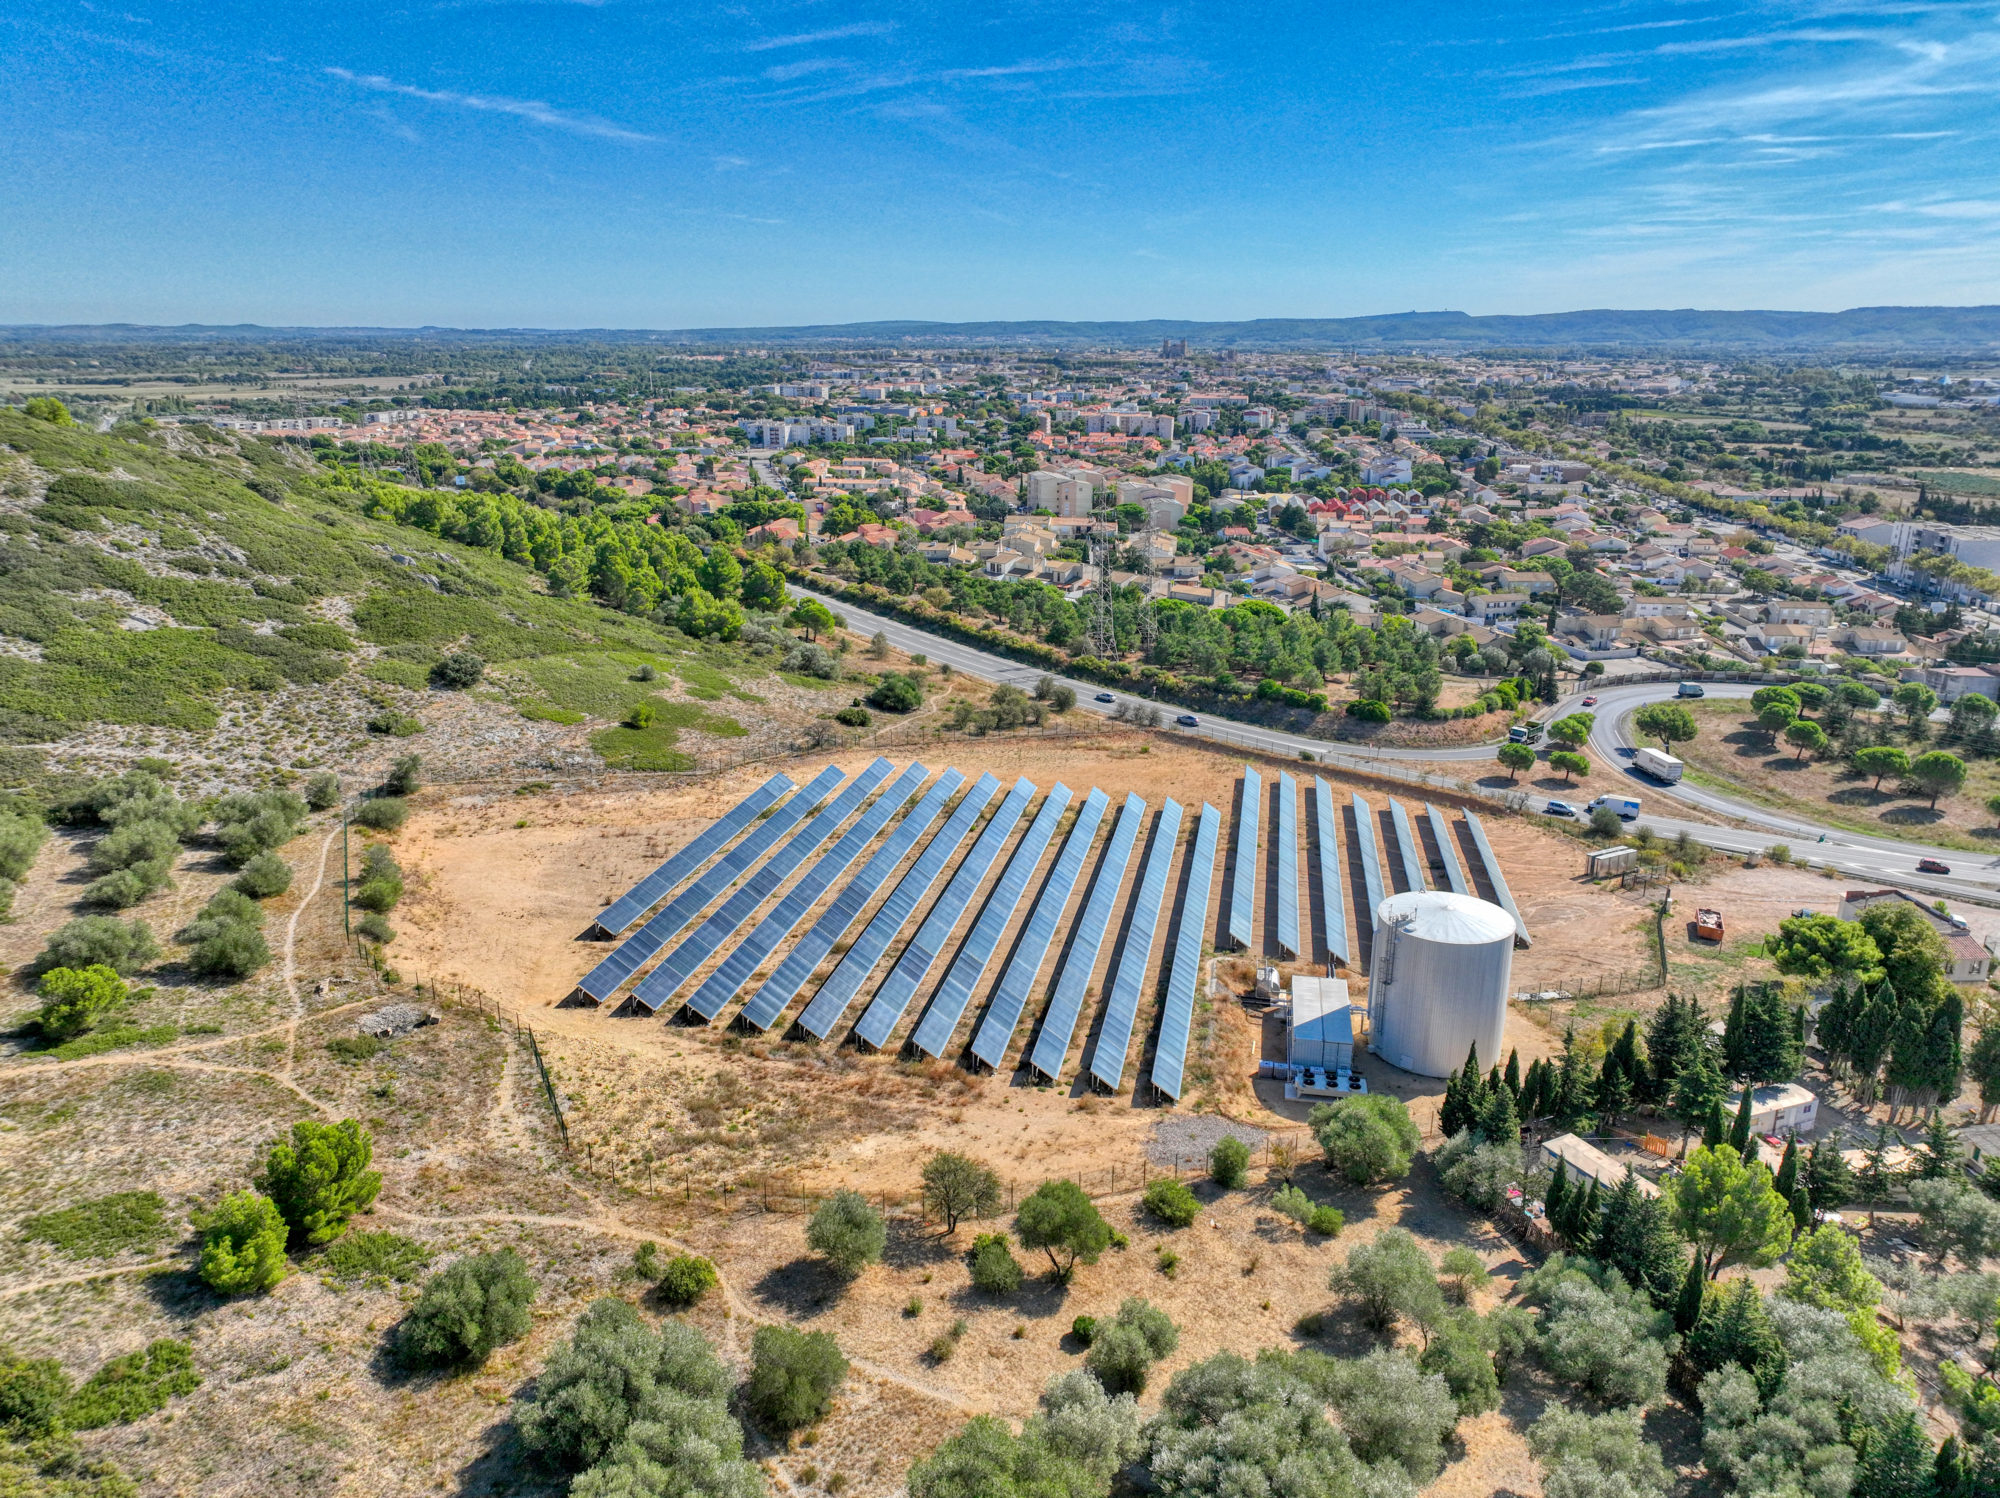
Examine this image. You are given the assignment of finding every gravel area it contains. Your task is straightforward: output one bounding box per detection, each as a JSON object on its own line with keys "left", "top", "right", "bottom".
{"left": 1145, "top": 1113, "right": 1269, "bottom": 1170}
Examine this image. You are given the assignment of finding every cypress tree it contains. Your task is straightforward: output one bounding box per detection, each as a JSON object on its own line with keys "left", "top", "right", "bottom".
{"left": 1545, "top": 1158, "right": 1569, "bottom": 1228}
{"left": 1504, "top": 1048, "right": 1521, "bottom": 1100}
{"left": 1571, "top": 1176, "right": 1602, "bottom": 1253}
{"left": 1774, "top": 1134, "right": 1800, "bottom": 1202}
{"left": 1477, "top": 1078, "right": 1521, "bottom": 1146}
{"left": 1818, "top": 980, "right": 1857, "bottom": 1072}
{"left": 1728, "top": 1087, "right": 1755, "bottom": 1159}
{"left": 1850, "top": 981, "right": 1899, "bottom": 1102}
{"left": 1936, "top": 1435, "right": 1967, "bottom": 1498}
{"left": 1596, "top": 1051, "right": 1633, "bottom": 1130}
{"left": 1702, "top": 1096, "right": 1728, "bottom": 1151}
{"left": 1805, "top": 1140, "right": 1856, "bottom": 1212}
{"left": 1854, "top": 1410, "right": 1937, "bottom": 1498}
{"left": 1723, "top": 984, "right": 1749, "bottom": 1077}
{"left": 1790, "top": 1183, "right": 1813, "bottom": 1237}
{"left": 1441, "top": 1069, "right": 1468, "bottom": 1138}
{"left": 1611, "top": 1018, "right": 1647, "bottom": 1099}
{"left": 1675, "top": 1254, "right": 1707, "bottom": 1331}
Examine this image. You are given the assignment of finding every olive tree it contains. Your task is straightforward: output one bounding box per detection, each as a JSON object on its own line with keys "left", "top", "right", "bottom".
{"left": 806, "top": 1190, "right": 885, "bottom": 1278}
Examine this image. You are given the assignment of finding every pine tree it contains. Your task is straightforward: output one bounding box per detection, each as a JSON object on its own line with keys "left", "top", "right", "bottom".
{"left": 1805, "top": 1140, "right": 1856, "bottom": 1212}
{"left": 1859, "top": 1124, "right": 1898, "bottom": 1201}
{"left": 1596, "top": 1172, "right": 1687, "bottom": 1307}
{"left": 1596, "top": 1052, "right": 1633, "bottom": 1131}
{"left": 1854, "top": 1409, "right": 1937, "bottom": 1498}
{"left": 1545, "top": 1158, "right": 1570, "bottom": 1229}
{"left": 1646, "top": 992, "right": 1705, "bottom": 1104}
{"left": 1504, "top": 1048, "right": 1522, "bottom": 1100}
{"left": 1936, "top": 1436, "right": 1968, "bottom": 1498}
{"left": 1728, "top": 1087, "right": 1756, "bottom": 1159}
{"left": 1476, "top": 1079, "right": 1521, "bottom": 1146}
{"left": 1918, "top": 1112, "right": 1963, "bottom": 1179}
{"left": 1674, "top": 1254, "right": 1707, "bottom": 1335}
{"left": 1774, "top": 1135, "right": 1800, "bottom": 1203}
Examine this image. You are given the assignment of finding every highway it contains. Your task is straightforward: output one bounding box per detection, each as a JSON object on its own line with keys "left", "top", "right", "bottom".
{"left": 794, "top": 583, "right": 2000, "bottom": 905}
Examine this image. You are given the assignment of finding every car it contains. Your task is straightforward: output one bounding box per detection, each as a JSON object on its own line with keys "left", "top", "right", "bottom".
{"left": 1545, "top": 800, "right": 1580, "bottom": 819}
{"left": 1176, "top": 714, "right": 1200, "bottom": 727}
{"left": 1918, "top": 858, "right": 1952, "bottom": 874}
{"left": 1677, "top": 682, "right": 1705, "bottom": 698}
{"left": 1580, "top": 694, "right": 1599, "bottom": 707}
{"left": 1094, "top": 692, "right": 1115, "bottom": 703}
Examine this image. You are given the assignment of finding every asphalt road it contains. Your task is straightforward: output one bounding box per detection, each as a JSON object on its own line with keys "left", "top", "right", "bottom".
{"left": 796, "top": 583, "right": 2000, "bottom": 905}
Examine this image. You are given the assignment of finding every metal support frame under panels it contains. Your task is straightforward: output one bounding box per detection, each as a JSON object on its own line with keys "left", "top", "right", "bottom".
{"left": 739, "top": 769, "right": 964, "bottom": 1034}
{"left": 1313, "top": 778, "right": 1349, "bottom": 969}
{"left": 1461, "top": 810, "right": 1532, "bottom": 947}
{"left": 592, "top": 774, "right": 791, "bottom": 936}
{"left": 1425, "top": 803, "right": 1469, "bottom": 895}
{"left": 968, "top": 787, "right": 1108, "bottom": 1072}
{"left": 1088, "top": 798, "right": 1183, "bottom": 1094}
{"left": 1150, "top": 801, "right": 1220, "bottom": 1102}
{"left": 1227, "top": 767, "right": 1260, "bottom": 951}
{"left": 796, "top": 773, "right": 999, "bottom": 1041}
{"left": 1350, "top": 792, "right": 1385, "bottom": 941}
{"left": 1027, "top": 793, "right": 1144, "bottom": 1082}
{"left": 1275, "top": 772, "right": 1300, "bottom": 959}
{"left": 1387, "top": 798, "right": 1428, "bottom": 894}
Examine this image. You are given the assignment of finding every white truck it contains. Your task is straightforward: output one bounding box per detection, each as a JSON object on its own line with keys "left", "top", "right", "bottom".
{"left": 1588, "top": 794, "right": 1642, "bottom": 821}
{"left": 1634, "top": 746, "right": 1685, "bottom": 783}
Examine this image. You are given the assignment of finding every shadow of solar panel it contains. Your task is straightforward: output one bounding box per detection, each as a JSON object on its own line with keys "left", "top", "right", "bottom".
{"left": 910, "top": 783, "right": 1072, "bottom": 1059}
{"left": 1426, "top": 803, "right": 1469, "bottom": 895}
{"left": 1228, "top": 766, "right": 1260, "bottom": 950}
{"left": 1088, "top": 797, "right": 1183, "bottom": 1093}
{"left": 1276, "top": 772, "right": 1300, "bottom": 959}
{"left": 631, "top": 758, "right": 893, "bottom": 1013}
{"left": 797, "top": 772, "right": 1000, "bottom": 1041}
{"left": 592, "top": 774, "right": 792, "bottom": 936}
{"left": 1150, "top": 800, "right": 1220, "bottom": 1101}
{"left": 575, "top": 764, "right": 844, "bottom": 1003}
{"left": 1026, "top": 792, "right": 1143, "bottom": 1082}
{"left": 1388, "top": 798, "right": 1428, "bottom": 893}
{"left": 1350, "top": 792, "right": 1384, "bottom": 936}
{"left": 686, "top": 761, "right": 929, "bottom": 1022}
{"left": 740, "top": 768, "right": 964, "bottom": 1033}
{"left": 854, "top": 776, "right": 1035, "bottom": 1050}
{"left": 968, "top": 787, "right": 1107, "bottom": 1071}
{"left": 1462, "top": 810, "right": 1531, "bottom": 947}
{"left": 1314, "top": 778, "right": 1349, "bottom": 968}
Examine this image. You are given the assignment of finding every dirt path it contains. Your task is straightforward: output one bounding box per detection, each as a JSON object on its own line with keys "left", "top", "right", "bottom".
{"left": 282, "top": 823, "right": 341, "bottom": 1079}
{"left": 0, "top": 1257, "right": 182, "bottom": 1300}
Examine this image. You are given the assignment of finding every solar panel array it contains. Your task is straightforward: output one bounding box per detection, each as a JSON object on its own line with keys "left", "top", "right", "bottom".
{"left": 797, "top": 773, "right": 999, "bottom": 1041}
{"left": 592, "top": 774, "right": 792, "bottom": 935}
{"left": 969, "top": 787, "right": 1108, "bottom": 1071}
{"left": 576, "top": 764, "right": 845, "bottom": 1003}
{"left": 1425, "top": 803, "right": 1470, "bottom": 895}
{"left": 739, "top": 768, "right": 965, "bottom": 1033}
{"left": 854, "top": 776, "right": 1036, "bottom": 1050}
{"left": 1150, "top": 800, "right": 1220, "bottom": 1101}
{"left": 1275, "top": 772, "right": 1301, "bottom": 958}
{"left": 1314, "top": 778, "right": 1350, "bottom": 968}
{"left": 1388, "top": 799, "right": 1428, "bottom": 893}
{"left": 684, "top": 761, "right": 928, "bottom": 1022}
{"left": 631, "top": 759, "right": 893, "bottom": 1013}
{"left": 909, "top": 783, "right": 1072, "bottom": 1058}
{"left": 1350, "top": 792, "right": 1385, "bottom": 951}
{"left": 1227, "top": 767, "right": 1260, "bottom": 950}
{"left": 1462, "top": 810, "right": 1532, "bottom": 947}
{"left": 1028, "top": 793, "right": 1143, "bottom": 1081}
{"left": 1088, "top": 798, "right": 1183, "bottom": 1093}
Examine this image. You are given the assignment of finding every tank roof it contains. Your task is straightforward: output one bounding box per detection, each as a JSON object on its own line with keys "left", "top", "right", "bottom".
{"left": 1375, "top": 889, "right": 1516, "bottom": 945}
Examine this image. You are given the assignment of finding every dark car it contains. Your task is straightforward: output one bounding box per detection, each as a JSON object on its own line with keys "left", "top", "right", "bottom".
{"left": 1918, "top": 857, "right": 1952, "bottom": 874}
{"left": 1095, "top": 692, "right": 1115, "bottom": 703}
{"left": 1176, "top": 714, "right": 1200, "bottom": 727}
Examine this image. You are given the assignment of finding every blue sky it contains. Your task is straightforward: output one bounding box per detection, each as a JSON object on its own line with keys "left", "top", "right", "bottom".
{"left": 3, "top": 0, "right": 1997, "bottom": 326}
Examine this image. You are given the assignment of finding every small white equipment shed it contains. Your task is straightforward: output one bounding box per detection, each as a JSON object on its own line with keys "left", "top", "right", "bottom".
{"left": 1289, "top": 977, "right": 1354, "bottom": 1073}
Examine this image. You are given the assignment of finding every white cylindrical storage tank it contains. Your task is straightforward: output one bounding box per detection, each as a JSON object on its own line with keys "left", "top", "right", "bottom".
{"left": 1368, "top": 890, "right": 1514, "bottom": 1078}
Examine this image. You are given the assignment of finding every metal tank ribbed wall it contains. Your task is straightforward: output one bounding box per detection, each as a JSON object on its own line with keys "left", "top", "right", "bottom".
{"left": 1368, "top": 890, "right": 1515, "bottom": 1078}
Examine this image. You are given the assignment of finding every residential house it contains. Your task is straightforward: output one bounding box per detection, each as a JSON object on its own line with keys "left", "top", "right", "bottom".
{"left": 1836, "top": 626, "right": 1909, "bottom": 657}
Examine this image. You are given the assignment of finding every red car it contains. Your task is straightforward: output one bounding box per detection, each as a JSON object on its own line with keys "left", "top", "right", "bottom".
{"left": 1918, "top": 858, "right": 1952, "bottom": 874}
{"left": 1580, "top": 695, "right": 1599, "bottom": 706}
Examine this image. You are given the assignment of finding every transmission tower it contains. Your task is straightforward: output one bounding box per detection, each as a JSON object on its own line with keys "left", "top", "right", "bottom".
{"left": 1090, "top": 534, "right": 1117, "bottom": 657}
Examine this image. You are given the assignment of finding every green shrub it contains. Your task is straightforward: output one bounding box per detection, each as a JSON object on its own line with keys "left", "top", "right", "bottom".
{"left": 232, "top": 851, "right": 293, "bottom": 898}
{"left": 304, "top": 772, "right": 342, "bottom": 810}
{"left": 64, "top": 1340, "right": 199, "bottom": 1429}
{"left": 1143, "top": 1177, "right": 1202, "bottom": 1229}
{"left": 257, "top": 1118, "right": 381, "bottom": 1248}
{"left": 867, "top": 673, "right": 924, "bottom": 713}
{"left": 395, "top": 1249, "right": 537, "bottom": 1368}
{"left": 351, "top": 797, "right": 408, "bottom": 832}
{"left": 327, "top": 1034, "right": 382, "bottom": 1064}
{"left": 1210, "top": 1135, "right": 1251, "bottom": 1188}
{"left": 366, "top": 710, "right": 424, "bottom": 737}
{"left": 1346, "top": 699, "right": 1392, "bottom": 722}
{"left": 182, "top": 896, "right": 271, "bottom": 976}
{"left": 21, "top": 1191, "right": 166, "bottom": 1258}
{"left": 745, "top": 1324, "right": 847, "bottom": 1433}
{"left": 1309, "top": 1206, "right": 1346, "bottom": 1237}
{"left": 1070, "top": 1315, "right": 1097, "bottom": 1347}
{"left": 0, "top": 810, "right": 50, "bottom": 882}
{"left": 0, "top": 1349, "right": 71, "bottom": 1437}
{"left": 969, "top": 1233, "right": 1024, "bottom": 1295}
{"left": 320, "top": 1230, "right": 432, "bottom": 1285}
{"left": 807, "top": 1190, "right": 885, "bottom": 1277}
{"left": 354, "top": 912, "right": 394, "bottom": 943}
{"left": 27, "top": 917, "right": 157, "bottom": 977}
{"left": 654, "top": 1253, "right": 719, "bottom": 1307}
{"left": 1083, "top": 1297, "right": 1179, "bottom": 1395}
{"left": 36, "top": 964, "right": 128, "bottom": 1042}
{"left": 1310, "top": 1093, "right": 1421, "bottom": 1186}
{"left": 624, "top": 701, "right": 656, "bottom": 729}
{"left": 429, "top": 651, "right": 485, "bottom": 690}
{"left": 383, "top": 754, "right": 423, "bottom": 796}
{"left": 46, "top": 1023, "right": 176, "bottom": 1061}
{"left": 196, "top": 1191, "right": 289, "bottom": 1296}
{"left": 834, "top": 706, "right": 872, "bottom": 728}
{"left": 212, "top": 790, "right": 306, "bottom": 866}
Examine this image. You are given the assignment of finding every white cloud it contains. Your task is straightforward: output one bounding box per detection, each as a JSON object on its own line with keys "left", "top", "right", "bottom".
{"left": 323, "top": 67, "right": 658, "bottom": 143}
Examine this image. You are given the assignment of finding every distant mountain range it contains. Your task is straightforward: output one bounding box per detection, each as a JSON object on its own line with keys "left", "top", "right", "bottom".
{"left": 6, "top": 306, "right": 2000, "bottom": 351}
